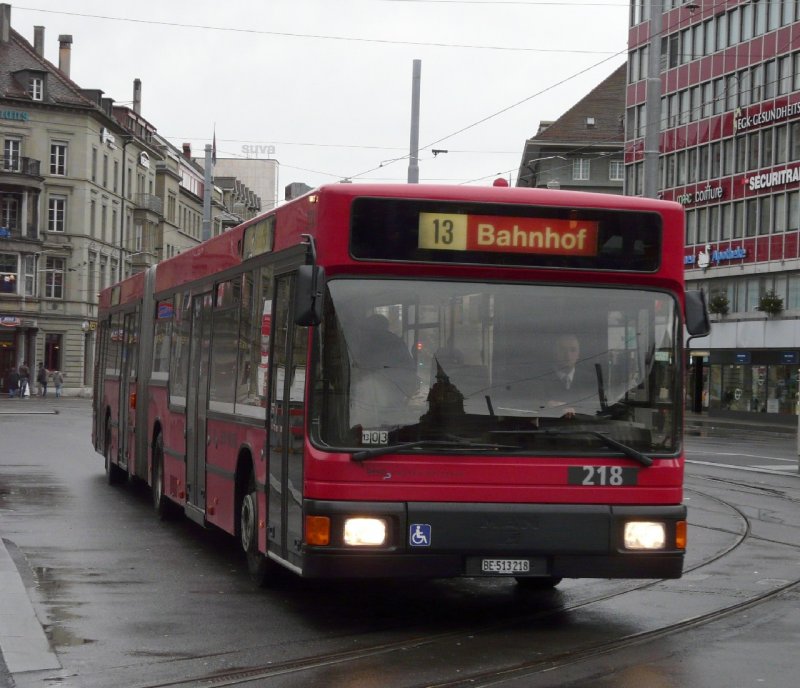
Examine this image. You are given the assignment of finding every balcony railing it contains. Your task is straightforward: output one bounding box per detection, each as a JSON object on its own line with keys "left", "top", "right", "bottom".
{"left": 1, "top": 156, "right": 41, "bottom": 177}
{"left": 132, "top": 193, "right": 163, "bottom": 215}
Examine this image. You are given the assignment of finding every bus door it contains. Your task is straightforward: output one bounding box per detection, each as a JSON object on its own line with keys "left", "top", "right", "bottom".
{"left": 118, "top": 309, "right": 139, "bottom": 472}
{"left": 267, "top": 272, "right": 309, "bottom": 570}
{"left": 185, "top": 291, "right": 213, "bottom": 524}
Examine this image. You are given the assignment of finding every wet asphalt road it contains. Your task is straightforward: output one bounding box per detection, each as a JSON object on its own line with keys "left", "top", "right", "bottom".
{"left": 1, "top": 398, "right": 799, "bottom": 688}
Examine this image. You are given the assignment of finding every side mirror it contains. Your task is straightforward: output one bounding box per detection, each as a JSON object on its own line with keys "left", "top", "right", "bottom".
{"left": 685, "top": 290, "right": 711, "bottom": 337}
{"left": 295, "top": 265, "right": 325, "bottom": 326}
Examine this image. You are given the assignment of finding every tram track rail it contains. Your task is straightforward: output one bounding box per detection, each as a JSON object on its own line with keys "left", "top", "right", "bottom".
{"left": 120, "top": 473, "right": 800, "bottom": 688}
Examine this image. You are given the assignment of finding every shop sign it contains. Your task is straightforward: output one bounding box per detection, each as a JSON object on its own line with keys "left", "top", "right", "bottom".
{"left": 735, "top": 352, "right": 751, "bottom": 364}
{"left": 781, "top": 352, "right": 799, "bottom": 364}
{"left": 0, "top": 316, "right": 21, "bottom": 327}
{"left": 685, "top": 244, "right": 747, "bottom": 267}
{"left": 677, "top": 184, "right": 724, "bottom": 206}
{"left": 139, "top": 152, "right": 150, "bottom": 169}
{"left": 746, "top": 163, "right": 800, "bottom": 192}
{"left": 734, "top": 103, "right": 800, "bottom": 133}
{"left": 0, "top": 109, "right": 29, "bottom": 122}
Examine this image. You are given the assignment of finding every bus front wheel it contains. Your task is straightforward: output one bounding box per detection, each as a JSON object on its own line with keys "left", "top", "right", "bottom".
{"left": 240, "top": 471, "right": 273, "bottom": 587}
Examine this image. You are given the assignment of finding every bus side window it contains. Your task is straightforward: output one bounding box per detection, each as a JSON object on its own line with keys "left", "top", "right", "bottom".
{"left": 209, "top": 278, "right": 240, "bottom": 410}
{"left": 236, "top": 267, "right": 274, "bottom": 412}
{"left": 170, "top": 292, "right": 191, "bottom": 402}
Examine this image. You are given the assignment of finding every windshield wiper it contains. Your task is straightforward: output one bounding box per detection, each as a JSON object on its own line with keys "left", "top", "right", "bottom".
{"left": 351, "top": 438, "right": 517, "bottom": 462}
{"left": 588, "top": 431, "right": 653, "bottom": 467}
{"left": 491, "top": 428, "right": 653, "bottom": 467}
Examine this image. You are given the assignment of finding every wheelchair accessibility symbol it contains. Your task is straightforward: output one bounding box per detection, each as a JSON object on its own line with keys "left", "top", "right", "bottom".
{"left": 409, "top": 524, "right": 431, "bottom": 547}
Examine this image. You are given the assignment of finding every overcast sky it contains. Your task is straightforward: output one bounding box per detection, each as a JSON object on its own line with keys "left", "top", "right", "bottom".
{"left": 12, "top": 0, "right": 629, "bottom": 190}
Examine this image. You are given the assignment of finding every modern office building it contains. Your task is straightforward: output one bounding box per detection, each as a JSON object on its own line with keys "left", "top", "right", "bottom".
{"left": 625, "top": 0, "right": 800, "bottom": 422}
{"left": 517, "top": 65, "right": 626, "bottom": 193}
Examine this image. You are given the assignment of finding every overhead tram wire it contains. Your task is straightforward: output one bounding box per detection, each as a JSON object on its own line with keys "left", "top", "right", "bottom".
{"left": 14, "top": 6, "right": 617, "bottom": 55}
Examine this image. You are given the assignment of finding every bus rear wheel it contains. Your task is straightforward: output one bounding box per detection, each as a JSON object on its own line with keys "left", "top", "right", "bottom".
{"left": 240, "top": 471, "right": 273, "bottom": 587}
{"left": 151, "top": 433, "right": 176, "bottom": 519}
{"left": 104, "top": 418, "right": 126, "bottom": 485}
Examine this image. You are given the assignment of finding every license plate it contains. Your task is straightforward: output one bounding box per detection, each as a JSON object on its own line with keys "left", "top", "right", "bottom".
{"left": 481, "top": 558, "right": 530, "bottom": 574}
{"left": 568, "top": 466, "right": 639, "bottom": 486}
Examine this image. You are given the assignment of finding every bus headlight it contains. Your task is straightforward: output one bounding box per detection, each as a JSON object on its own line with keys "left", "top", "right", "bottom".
{"left": 624, "top": 521, "right": 666, "bottom": 550}
{"left": 343, "top": 518, "right": 387, "bottom": 546}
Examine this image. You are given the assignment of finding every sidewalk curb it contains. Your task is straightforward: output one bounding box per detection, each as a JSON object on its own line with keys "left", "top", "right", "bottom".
{"left": 0, "top": 539, "right": 60, "bottom": 675}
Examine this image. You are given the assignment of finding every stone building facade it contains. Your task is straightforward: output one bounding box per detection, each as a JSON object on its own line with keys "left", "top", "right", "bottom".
{"left": 0, "top": 4, "right": 259, "bottom": 396}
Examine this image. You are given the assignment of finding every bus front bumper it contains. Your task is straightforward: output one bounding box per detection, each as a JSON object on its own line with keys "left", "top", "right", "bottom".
{"left": 298, "top": 500, "right": 686, "bottom": 580}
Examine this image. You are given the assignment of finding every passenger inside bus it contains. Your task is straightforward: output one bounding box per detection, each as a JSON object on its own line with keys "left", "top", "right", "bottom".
{"left": 349, "top": 314, "right": 419, "bottom": 427}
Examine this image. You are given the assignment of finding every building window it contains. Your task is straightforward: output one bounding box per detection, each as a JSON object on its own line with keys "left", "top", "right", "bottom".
{"left": 91, "top": 148, "right": 97, "bottom": 183}
{"left": 721, "top": 203, "right": 732, "bottom": 240}
{"left": 48, "top": 196, "right": 66, "bottom": 232}
{"left": 103, "top": 155, "right": 108, "bottom": 188}
{"left": 572, "top": 159, "right": 590, "bottom": 181}
{"left": 746, "top": 199, "right": 758, "bottom": 237}
{"left": 88, "top": 253, "right": 96, "bottom": 303}
{"left": 50, "top": 142, "right": 67, "bottom": 176}
{"left": 759, "top": 197, "right": 771, "bottom": 236}
{"left": 748, "top": 132, "right": 760, "bottom": 170}
{"left": 608, "top": 160, "right": 624, "bottom": 182}
{"left": 3, "top": 138, "right": 20, "bottom": 172}
{"left": 0, "top": 253, "right": 18, "bottom": 294}
{"left": 1, "top": 196, "right": 19, "bottom": 232}
{"left": 733, "top": 201, "right": 744, "bottom": 238}
{"left": 762, "top": 128, "right": 774, "bottom": 167}
{"left": 43, "top": 257, "right": 64, "bottom": 299}
{"left": 29, "top": 77, "right": 43, "bottom": 101}
{"left": 774, "top": 194, "right": 787, "bottom": 233}
{"left": 23, "top": 255, "right": 35, "bottom": 296}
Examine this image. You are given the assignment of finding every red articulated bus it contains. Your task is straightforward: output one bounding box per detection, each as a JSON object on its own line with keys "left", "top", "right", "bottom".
{"left": 92, "top": 183, "right": 709, "bottom": 588}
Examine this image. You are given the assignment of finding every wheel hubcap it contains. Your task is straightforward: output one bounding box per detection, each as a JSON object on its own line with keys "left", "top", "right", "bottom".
{"left": 241, "top": 493, "right": 256, "bottom": 551}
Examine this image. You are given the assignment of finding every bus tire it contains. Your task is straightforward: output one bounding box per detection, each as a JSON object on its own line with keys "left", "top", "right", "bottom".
{"left": 240, "top": 471, "right": 273, "bottom": 587}
{"left": 104, "top": 418, "right": 126, "bottom": 486}
{"left": 515, "top": 576, "right": 562, "bottom": 591}
{"left": 151, "top": 433, "right": 176, "bottom": 520}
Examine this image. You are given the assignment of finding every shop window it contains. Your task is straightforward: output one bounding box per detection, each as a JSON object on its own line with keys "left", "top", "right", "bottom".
{"left": 720, "top": 364, "right": 749, "bottom": 411}
{"left": 769, "top": 365, "right": 798, "bottom": 415}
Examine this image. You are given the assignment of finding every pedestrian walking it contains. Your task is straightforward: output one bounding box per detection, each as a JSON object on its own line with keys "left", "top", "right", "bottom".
{"left": 18, "top": 362, "right": 30, "bottom": 398}
{"left": 52, "top": 370, "right": 64, "bottom": 398}
{"left": 36, "top": 363, "right": 49, "bottom": 397}
{"left": 6, "top": 367, "right": 20, "bottom": 398}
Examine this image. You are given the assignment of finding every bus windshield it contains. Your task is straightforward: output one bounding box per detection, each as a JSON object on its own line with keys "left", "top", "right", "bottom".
{"left": 310, "top": 279, "right": 681, "bottom": 456}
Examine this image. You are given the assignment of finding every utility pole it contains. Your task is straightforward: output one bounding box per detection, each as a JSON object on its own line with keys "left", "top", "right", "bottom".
{"left": 643, "top": 1, "right": 663, "bottom": 198}
{"left": 202, "top": 144, "right": 213, "bottom": 241}
{"left": 408, "top": 59, "right": 421, "bottom": 184}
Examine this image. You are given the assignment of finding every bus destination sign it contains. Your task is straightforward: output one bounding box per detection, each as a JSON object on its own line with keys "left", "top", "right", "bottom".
{"left": 418, "top": 212, "right": 599, "bottom": 257}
